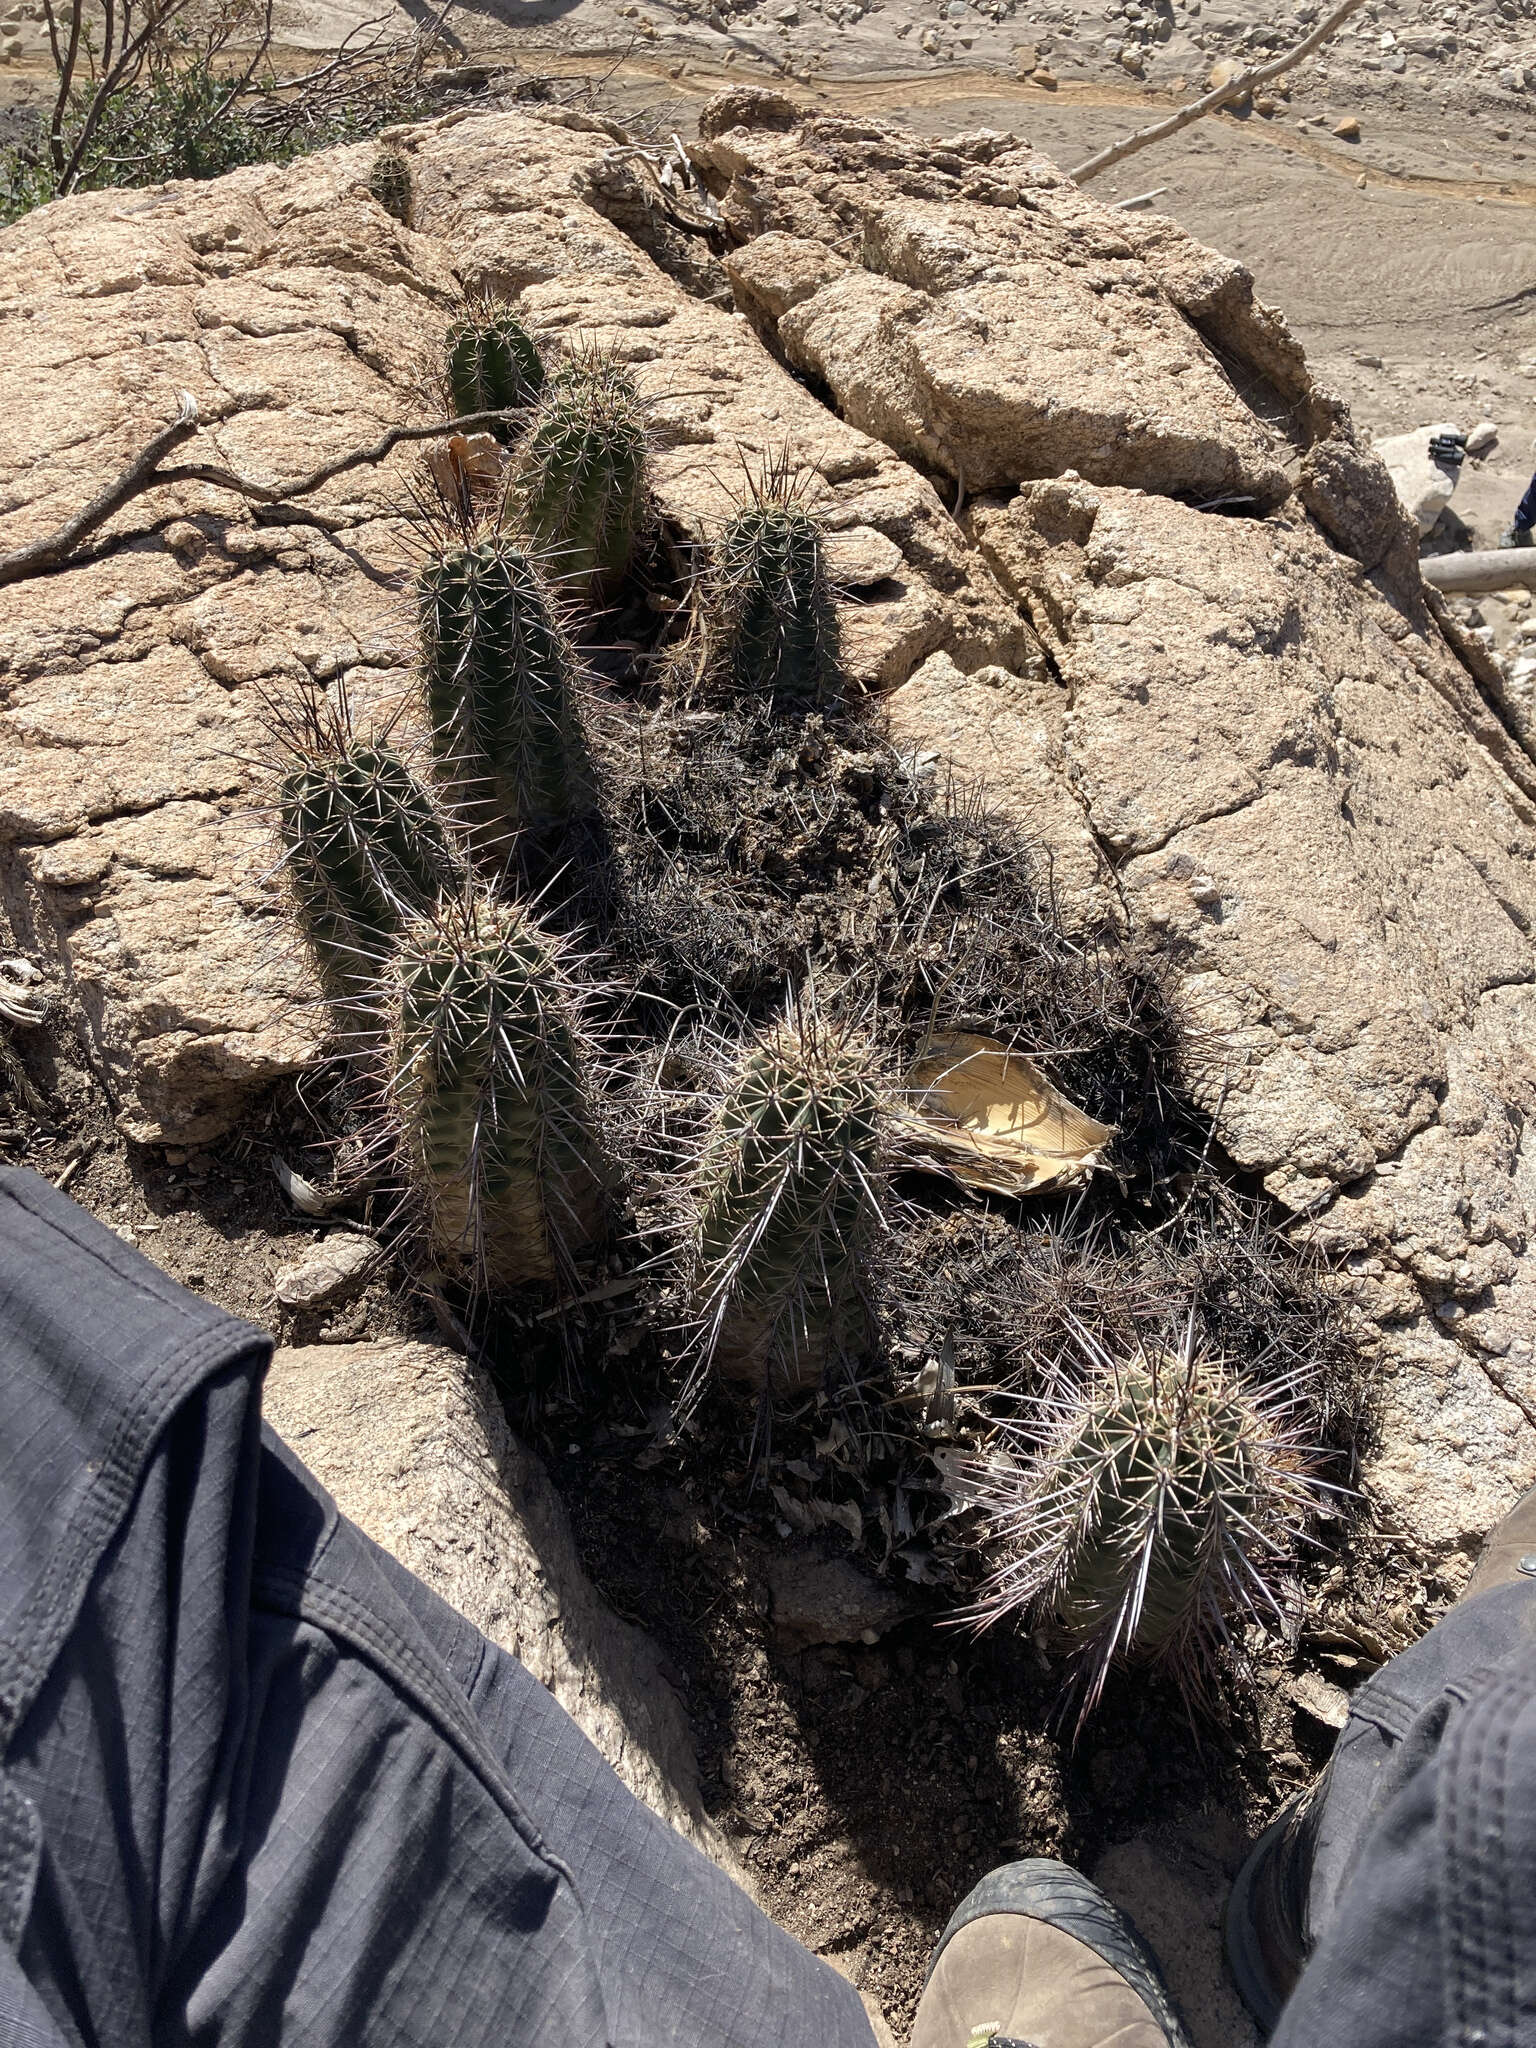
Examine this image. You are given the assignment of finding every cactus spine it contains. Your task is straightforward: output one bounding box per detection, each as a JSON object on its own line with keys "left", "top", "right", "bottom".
{"left": 706, "top": 463, "right": 839, "bottom": 710}
{"left": 446, "top": 302, "right": 545, "bottom": 440}
{"left": 692, "top": 1015, "right": 883, "bottom": 1393}
{"left": 512, "top": 353, "right": 648, "bottom": 600}
{"left": 389, "top": 897, "right": 607, "bottom": 1291}
{"left": 278, "top": 733, "right": 464, "bottom": 1024}
{"left": 417, "top": 534, "right": 593, "bottom": 862}
{"left": 368, "top": 148, "right": 413, "bottom": 227}
{"left": 970, "top": 1317, "right": 1325, "bottom": 1718}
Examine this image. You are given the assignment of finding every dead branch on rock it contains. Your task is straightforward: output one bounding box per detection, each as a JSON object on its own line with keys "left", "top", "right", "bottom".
{"left": 1419, "top": 548, "right": 1536, "bottom": 596}
{"left": 0, "top": 396, "right": 524, "bottom": 588}
{"left": 1069, "top": 0, "right": 1370, "bottom": 186}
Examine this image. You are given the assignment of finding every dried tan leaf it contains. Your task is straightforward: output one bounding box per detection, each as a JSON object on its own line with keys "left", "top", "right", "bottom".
{"left": 895, "top": 1031, "right": 1114, "bottom": 1196}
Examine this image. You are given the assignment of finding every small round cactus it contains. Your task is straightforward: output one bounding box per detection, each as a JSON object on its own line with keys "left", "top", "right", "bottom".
{"left": 969, "top": 1316, "right": 1327, "bottom": 1719}
{"left": 368, "top": 147, "right": 413, "bottom": 227}
{"left": 277, "top": 711, "right": 465, "bottom": 1030}
{"left": 416, "top": 533, "right": 594, "bottom": 865}
{"left": 690, "top": 1011, "right": 884, "bottom": 1394}
{"left": 445, "top": 299, "right": 545, "bottom": 441}
{"left": 388, "top": 895, "right": 607, "bottom": 1293}
{"left": 511, "top": 351, "right": 648, "bottom": 601}
{"left": 704, "top": 458, "right": 839, "bottom": 710}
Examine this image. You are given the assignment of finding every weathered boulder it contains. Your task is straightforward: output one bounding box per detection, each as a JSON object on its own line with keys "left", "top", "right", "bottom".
{"left": 263, "top": 1336, "right": 737, "bottom": 1868}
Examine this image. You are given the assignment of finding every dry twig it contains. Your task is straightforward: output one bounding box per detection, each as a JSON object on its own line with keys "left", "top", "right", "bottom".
{"left": 1069, "top": 0, "right": 1370, "bottom": 185}
{"left": 0, "top": 396, "right": 525, "bottom": 588}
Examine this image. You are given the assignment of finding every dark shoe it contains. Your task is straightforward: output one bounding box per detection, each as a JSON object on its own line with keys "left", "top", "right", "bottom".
{"left": 1224, "top": 1771, "right": 1329, "bottom": 2034}
{"left": 911, "top": 1861, "right": 1192, "bottom": 2048}
{"left": 1500, "top": 526, "right": 1534, "bottom": 550}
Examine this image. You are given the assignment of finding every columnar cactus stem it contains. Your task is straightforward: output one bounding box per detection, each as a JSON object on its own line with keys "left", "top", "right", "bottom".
{"left": 388, "top": 896, "right": 607, "bottom": 1292}
{"left": 512, "top": 352, "right": 648, "bottom": 600}
{"left": 704, "top": 459, "right": 839, "bottom": 710}
{"left": 445, "top": 301, "right": 545, "bottom": 441}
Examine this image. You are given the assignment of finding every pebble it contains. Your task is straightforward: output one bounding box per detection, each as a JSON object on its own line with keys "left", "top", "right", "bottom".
{"left": 1333, "top": 114, "right": 1362, "bottom": 139}
{"left": 273, "top": 1233, "right": 381, "bottom": 1309}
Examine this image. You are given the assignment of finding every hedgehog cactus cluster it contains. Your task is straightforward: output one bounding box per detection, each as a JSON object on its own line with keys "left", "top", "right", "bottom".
{"left": 389, "top": 898, "right": 607, "bottom": 1290}
{"left": 512, "top": 355, "right": 649, "bottom": 600}
{"left": 969, "top": 1319, "right": 1326, "bottom": 1718}
{"left": 691, "top": 1017, "right": 885, "bottom": 1395}
{"left": 417, "top": 534, "right": 593, "bottom": 863}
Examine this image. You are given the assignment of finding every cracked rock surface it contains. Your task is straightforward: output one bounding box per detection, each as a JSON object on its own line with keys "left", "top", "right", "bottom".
{"left": 3, "top": 92, "right": 1535, "bottom": 1550}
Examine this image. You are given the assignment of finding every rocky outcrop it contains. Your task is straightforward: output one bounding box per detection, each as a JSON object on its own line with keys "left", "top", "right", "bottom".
{"left": 3, "top": 93, "right": 1535, "bottom": 1554}
{"left": 263, "top": 1335, "right": 739, "bottom": 1870}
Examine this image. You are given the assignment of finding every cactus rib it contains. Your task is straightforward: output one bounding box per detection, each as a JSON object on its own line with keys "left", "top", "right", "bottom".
{"left": 445, "top": 302, "right": 545, "bottom": 441}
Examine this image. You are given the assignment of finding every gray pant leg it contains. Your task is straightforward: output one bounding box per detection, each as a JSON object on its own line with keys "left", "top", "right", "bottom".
{"left": 1273, "top": 1580, "right": 1536, "bottom": 2048}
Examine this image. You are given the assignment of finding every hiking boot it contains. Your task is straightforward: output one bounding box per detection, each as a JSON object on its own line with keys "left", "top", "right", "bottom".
{"left": 1225, "top": 1482, "right": 1536, "bottom": 2031}
{"left": 1462, "top": 1479, "right": 1536, "bottom": 1602}
{"left": 1499, "top": 526, "right": 1534, "bottom": 550}
{"left": 911, "top": 1861, "right": 1192, "bottom": 2048}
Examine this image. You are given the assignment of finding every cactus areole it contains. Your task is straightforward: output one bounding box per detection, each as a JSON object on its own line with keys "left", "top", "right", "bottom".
{"left": 390, "top": 903, "right": 605, "bottom": 1293}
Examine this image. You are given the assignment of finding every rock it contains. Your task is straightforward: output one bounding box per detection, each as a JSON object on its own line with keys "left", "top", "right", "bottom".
{"left": 1012, "top": 39, "right": 1039, "bottom": 72}
{"left": 822, "top": 524, "right": 905, "bottom": 586}
{"left": 724, "top": 229, "right": 849, "bottom": 319}
{"left": 1290, "top": 1669, "right": 1351, "bottom": 1731}
{"left": 1032, "top": 65, "right": 1058, "bottom": 85}
{"left": 272, "top": 1232, "right": 381, "bottom": 1308}
{"left": 1333, "top": 114, "right": 1362, "bottom": 139}
{"left": 1207, "top": 55, "right": 1250, "bottom": 100}
{"left": 765, "top": 1545, "right": 920, "bottom": 1647}
{"left": 264, "top": 1337, "right": 739, "bottom": 1871}
{"left": 1466, "top": 418, "right": 1500, "bottom": 456}
{"left": 699, "top": 113, "right": 1291, "bottom": 505}
{"left": 1373, "top": 420, "right": 1466, "bottom": 535}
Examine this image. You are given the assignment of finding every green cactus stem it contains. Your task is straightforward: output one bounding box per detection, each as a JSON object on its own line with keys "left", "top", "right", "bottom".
{"left": 512, "top": 353, "right": 648, "bottom": 600}
{"left": 705, "top": 461, "right": 839, "bottom": 710}
{"left": 691, "top": 1014, "right": 884, "bottom": 1394}
{"left": 445, "top": 301, "right": 545, "bottom": 442}
{"left": 368, "top": 148, "right": 413, "bottom": 227}
{"left": 389, "top": 896, "right": 607, "bottom": 1291}
{"left": 278, "top": 732, "right": 464, "bottom": 1026}
{"left": 969, "top": 1316, "right": 1327, "bottom": 1720}
{"left": 416, "top": 534, "right": 594, "bottom": 863}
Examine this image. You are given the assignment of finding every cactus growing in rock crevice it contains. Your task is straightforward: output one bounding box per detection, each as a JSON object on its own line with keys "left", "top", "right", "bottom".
{"left": 445, "top": 301, "right": 545, "bottom": 441}
{"left": 968, "top": 1315, "right": 1328, "bottom": 1721}
{"left": 690, "top": 1011, "right": 884, "bottom": 1396}
{"left": 417, "top": 533, "right": 594, "bottom": 866}
{"left": 703, "top": 459, "right": 839, "bottom": 711}
{"left": 511, "top": 352, "right": 648, "bottom": 601}
{"left": 276, "top": 709, "right": 465, "bottom": 1029}
{"left": 388, "top": 895, "right": 607, "bottom": 1292}
{"left": 369, "top": 148, "right": 414, "bottom": 227}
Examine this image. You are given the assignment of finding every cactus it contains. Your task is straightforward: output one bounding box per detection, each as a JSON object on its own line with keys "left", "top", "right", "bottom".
{"left": 691, "top": 1013, "right": 884, "bottom": 1394}
{"left": 388, "top": 896, "right": 607, "bottom": 1291}
{"left": 277, "top": 721, "right": 465, "bottom": 1026}
{"left": 512, "top": 353, "right": 648, "bottom": 600}
{"left": 416, "top": 534, "right": 594, "bottom": 863}
{"left": 705, "top": 460, "right": 839, "bottom": 710}
{"left": 445, "top": 301, "right": 545, "bottom": 441}
{"left": 969, "top": 1316, "right": 1326, "bottom": 1719}
{"left": 368, "top": 148, "right": 413, "bottom": 227}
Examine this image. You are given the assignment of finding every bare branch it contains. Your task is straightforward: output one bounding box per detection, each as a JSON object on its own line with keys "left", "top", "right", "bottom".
{"left": 1068, "top": 0, "right": 1370, "bottom": 185}
{"left": 0, "top": 402, "right": 523, "bottom": 589}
